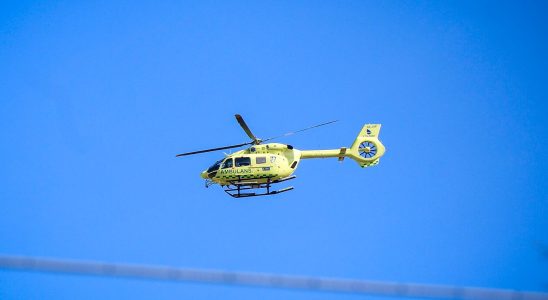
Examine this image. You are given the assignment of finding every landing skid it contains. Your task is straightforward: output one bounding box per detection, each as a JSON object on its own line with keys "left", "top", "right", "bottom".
{"left": 204, "top": 179, "right": 216, "bottom": 188}
{"left": 223, "top": 176, "right": 296, "bottom": 198}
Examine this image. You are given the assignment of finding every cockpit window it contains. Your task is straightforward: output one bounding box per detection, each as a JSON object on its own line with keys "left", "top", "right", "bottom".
{"left": 207, "top": 159, "right": 223, "bottom": 173}
{"left": 235, "top": 157, "right": 251, "bottom": 167}
{"left": 222, "top": 158, "right": 233, "bottom": 169}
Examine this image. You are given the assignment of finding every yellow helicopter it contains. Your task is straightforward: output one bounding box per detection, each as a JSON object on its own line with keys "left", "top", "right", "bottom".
{"left": 176, "top": 115, "right": 386, "bottom": 197}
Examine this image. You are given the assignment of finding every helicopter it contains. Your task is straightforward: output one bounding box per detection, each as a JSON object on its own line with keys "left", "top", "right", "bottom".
{"left": 176, "top": 115, "right": 386, "bottom": 198}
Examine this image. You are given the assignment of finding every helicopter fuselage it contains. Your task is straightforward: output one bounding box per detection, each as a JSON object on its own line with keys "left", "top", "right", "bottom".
{"left": 201, "top": 143, "right": 300, "bottom": 185}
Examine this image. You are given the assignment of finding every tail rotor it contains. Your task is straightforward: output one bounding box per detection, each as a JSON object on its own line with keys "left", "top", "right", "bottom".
{"left": 349, "top": 124, "right": 386, "bottom": 168}
{"left": 358, "top": 141, "right": 378, "bottom": 159}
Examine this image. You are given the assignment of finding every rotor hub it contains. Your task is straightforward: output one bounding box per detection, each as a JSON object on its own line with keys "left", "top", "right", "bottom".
{"left": 358, "top": 141, "right": 377, "bottom": 158}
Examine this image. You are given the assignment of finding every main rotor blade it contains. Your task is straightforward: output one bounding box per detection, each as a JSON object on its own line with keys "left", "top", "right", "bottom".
{"left": 262, "top": 119, "right": 338, "bottom": 143}
{"left": 175, "top": 142, "right": 252, "bottom": 157}
{"left": 235, "top": 114, "right": 261, "bottom": 144}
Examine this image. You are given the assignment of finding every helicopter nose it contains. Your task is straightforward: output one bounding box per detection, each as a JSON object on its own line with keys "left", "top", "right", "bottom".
{"left": 200, "top": 171, "right": 208, "bottom": 179}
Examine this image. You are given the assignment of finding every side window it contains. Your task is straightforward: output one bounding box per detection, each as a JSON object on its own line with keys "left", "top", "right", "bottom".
{"left": 256, "top": 156, "right": 266, "bottom": 164}
{"left": 222, "top": 158, "right": 233, "bottom": 169}
{"left": 235, "top": 157, "right": 251, "bottom": 167}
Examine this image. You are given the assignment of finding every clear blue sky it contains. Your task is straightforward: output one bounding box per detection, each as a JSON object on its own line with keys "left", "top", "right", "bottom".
{"left": 1, "top": 1, "right": 547, "bottom": 299}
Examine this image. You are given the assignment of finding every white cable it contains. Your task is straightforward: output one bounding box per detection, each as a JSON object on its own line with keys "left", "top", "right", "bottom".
{"left": 1, "top": 255, "right": 547, "bottom": 300}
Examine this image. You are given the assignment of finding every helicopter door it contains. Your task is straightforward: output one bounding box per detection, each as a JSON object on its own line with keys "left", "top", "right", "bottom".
{"left": 254, "top": 156, "right": 271, "bottom": 172}
{"left": 234, "top": 157, "right": 252, "bottom": 177}
{"left": 221, "top": 158, "right": 233, "bottom": 169}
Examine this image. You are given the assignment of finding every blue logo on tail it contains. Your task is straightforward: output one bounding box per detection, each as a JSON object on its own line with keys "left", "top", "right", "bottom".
{"left": 366, "top": 129, "right": 372, "bottom": 135}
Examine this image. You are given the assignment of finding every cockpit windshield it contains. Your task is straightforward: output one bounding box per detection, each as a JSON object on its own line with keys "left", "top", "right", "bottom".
{"left": 207, "top": 159, "right": 223, "bottom": 173}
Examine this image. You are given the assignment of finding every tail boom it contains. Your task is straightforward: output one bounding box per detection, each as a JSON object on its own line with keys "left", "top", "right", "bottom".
{"left": 300, "top": 149, "right": 341, "bottom": 159}
{"left": 299, "top": 124, "right": 386, "bottom": 168}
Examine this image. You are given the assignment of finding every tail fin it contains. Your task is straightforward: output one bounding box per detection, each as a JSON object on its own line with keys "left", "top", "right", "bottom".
{"left": 347, "top": 124, "right": 386, "bottom": 168}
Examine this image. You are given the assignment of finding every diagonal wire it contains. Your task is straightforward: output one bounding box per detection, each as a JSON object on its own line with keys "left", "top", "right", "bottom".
{"left": 261, "top": 120, "right": 339, "bottom": 143}
{"left": 1, "top": 255, "right": 548, "bottom": 300}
